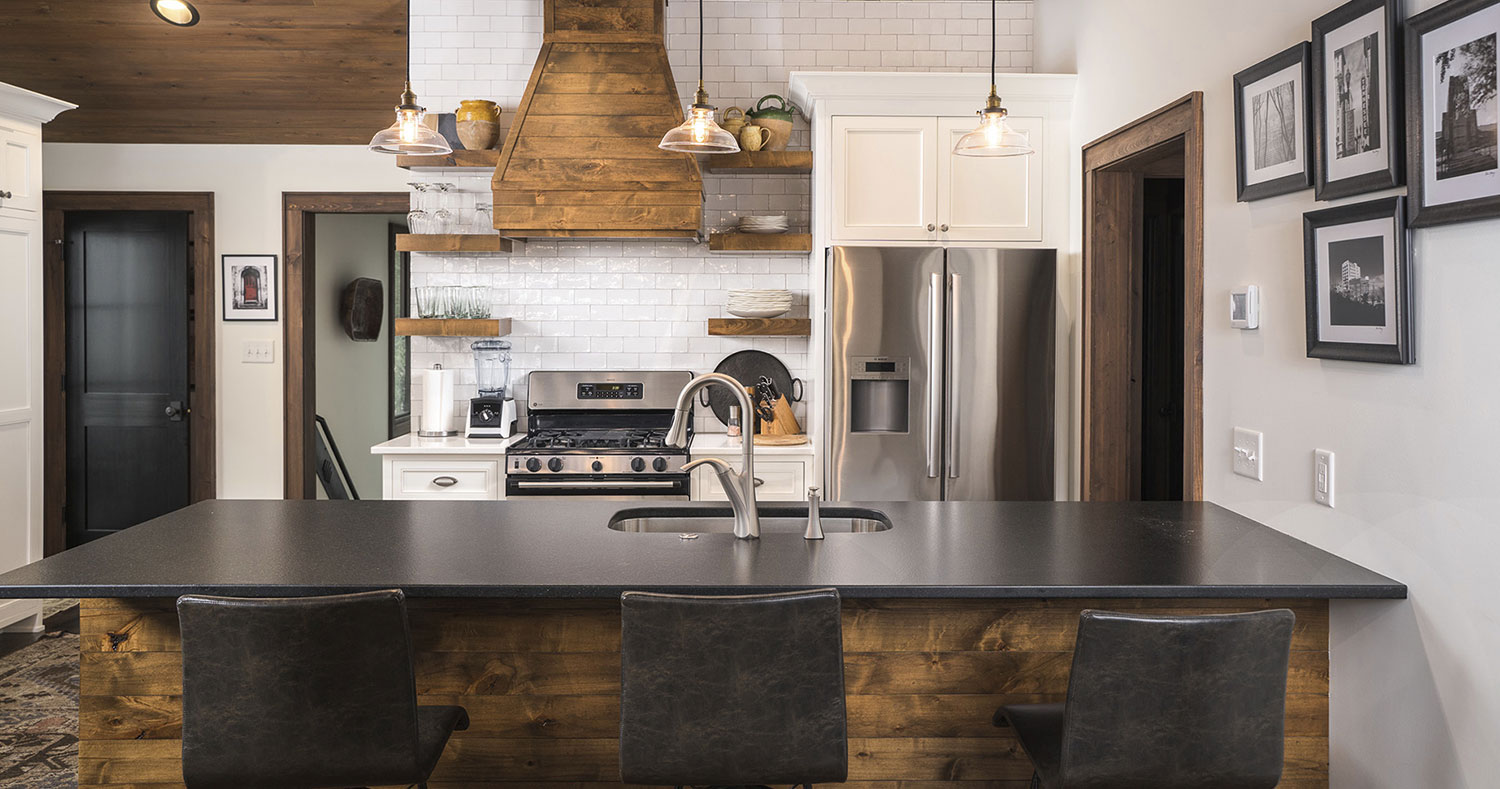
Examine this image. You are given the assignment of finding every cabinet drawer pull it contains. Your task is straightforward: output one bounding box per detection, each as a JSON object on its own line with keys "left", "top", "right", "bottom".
{"left": 926, "top": 223, "right": 936, "bottom": 232}
{"left": 0, "top": 190, "right": 12, "bottom": 199}
{"left": 939, "top": 223, "right": 949, "bottom": 232}
{"left": 432, "top": 475, "right": 459, "bottom": 487}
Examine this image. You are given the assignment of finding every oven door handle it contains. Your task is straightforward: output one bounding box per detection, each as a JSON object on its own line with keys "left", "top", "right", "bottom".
{"left": 514, "top": 480, "right": 683, "bottom": 489}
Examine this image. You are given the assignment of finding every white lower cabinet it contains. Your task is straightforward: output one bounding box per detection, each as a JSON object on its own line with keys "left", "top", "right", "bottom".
{"left": 387, "top": 458, "right": 501, "bottom": 500}
{"left": 690, "top": 455, "right": 813, "bottom": 502}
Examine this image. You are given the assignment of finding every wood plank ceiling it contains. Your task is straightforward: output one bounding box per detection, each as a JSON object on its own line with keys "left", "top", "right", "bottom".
{"left": 0, "top": 0, "right": 407, "bottom": 144}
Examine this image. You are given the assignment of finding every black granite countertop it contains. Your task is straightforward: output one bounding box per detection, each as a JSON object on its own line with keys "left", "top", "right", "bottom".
{"left": 0, "top": 500, "right": 1405, "bottom": 599}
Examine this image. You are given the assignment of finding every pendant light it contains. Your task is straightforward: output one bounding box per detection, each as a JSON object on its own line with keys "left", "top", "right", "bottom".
{"left": 953, "top": 0, "right": 1034, "bottom": 157}
{"left": 659, "top": 0, "right": 739, "bottom": 154}
{"left": 369, "top": 80, "right": 452, "bottom": 156}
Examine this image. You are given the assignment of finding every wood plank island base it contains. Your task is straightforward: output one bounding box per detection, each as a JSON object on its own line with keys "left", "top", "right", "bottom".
{"left": 79, "top": 597, "right": 1331, "bottom": 788}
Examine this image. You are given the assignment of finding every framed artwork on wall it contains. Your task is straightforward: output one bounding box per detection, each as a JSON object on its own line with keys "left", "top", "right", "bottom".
{"left": 222, "top": 254, "right": 278, "bottom": 321}
{"left": 1302, "top": 196, "right": 1413, "bottom": 364}
{"left": 1312, "top": 0, "right": 1405, "bottom": 200}
{"left": 1235, "top": 42, "right": 1315, "bottom": 201}
{"left": 1407, "top": 0, "right": 1500, "bottom": 226}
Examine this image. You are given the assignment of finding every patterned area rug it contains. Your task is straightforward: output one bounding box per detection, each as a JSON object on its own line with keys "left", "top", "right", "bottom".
{"left": 0, "top": 601, "right": 80, "bottom": 788}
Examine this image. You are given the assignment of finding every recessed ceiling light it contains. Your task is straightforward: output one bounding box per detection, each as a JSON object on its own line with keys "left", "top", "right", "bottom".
{"left": 150, "top": 0, "right": 200, "bottom": 27}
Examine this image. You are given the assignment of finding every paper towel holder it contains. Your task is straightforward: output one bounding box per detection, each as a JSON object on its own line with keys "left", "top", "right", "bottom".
{"left": 417, "top": 363, "right": 462, "bottom": 438}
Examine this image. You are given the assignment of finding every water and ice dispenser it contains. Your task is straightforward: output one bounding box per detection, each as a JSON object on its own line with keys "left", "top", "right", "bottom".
{"left": 847, "top": 357, "right": 910, "bottom": 434}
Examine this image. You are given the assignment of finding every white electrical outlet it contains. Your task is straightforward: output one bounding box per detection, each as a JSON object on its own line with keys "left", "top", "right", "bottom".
{"left": 1233, "top": 427, "right": 1263, "bottom": 481}
{"left": 1314, "top": 449, "right": 1335, "bottom": 508}
{"left": 242, "top": 340, "right": 275, "bottom": 364}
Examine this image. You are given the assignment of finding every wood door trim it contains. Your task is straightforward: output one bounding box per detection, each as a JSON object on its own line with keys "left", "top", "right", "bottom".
{"left": 1080, "top": 94, "right": 1205, "bottom": 502}
{"left": 282, "top": 192, "right": 410, "bottom": 499}
{"left": 41, "top": 191, "right": 216, "bottom": 555}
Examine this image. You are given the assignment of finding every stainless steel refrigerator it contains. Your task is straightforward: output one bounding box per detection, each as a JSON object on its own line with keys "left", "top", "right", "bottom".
{"left": 827, "top": 247, "right": 1055, "bottom": 501}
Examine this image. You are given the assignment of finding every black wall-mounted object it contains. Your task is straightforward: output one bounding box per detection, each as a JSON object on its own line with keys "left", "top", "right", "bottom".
{"left": 340, "top": 277, "right": 384, "bottom": 342}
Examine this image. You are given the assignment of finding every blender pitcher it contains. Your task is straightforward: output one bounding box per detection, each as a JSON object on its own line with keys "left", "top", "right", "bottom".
{"left": 466, "top": 340, "right": 516, "bottom": 438}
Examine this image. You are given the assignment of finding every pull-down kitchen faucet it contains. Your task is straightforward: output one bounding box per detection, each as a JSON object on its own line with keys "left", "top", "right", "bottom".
{"left": 666, "top": 373, "right": 761, "bottom": 539}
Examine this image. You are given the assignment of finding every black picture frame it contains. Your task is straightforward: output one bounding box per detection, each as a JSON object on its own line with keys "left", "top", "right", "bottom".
{"left": 1235, "top": 42, "right": 1315, "bottom": 201}
{"left": 1406, "top": 0, "right": 1500, "bottom": 227}
{"left": 1303, "top": 196, "right": 1413, "bottom": 364}
{"left": 1312, "top": 0, "right": 1405, "bottom": 200}
{"left": 221, "top": 254, "right": 279, "bottom": 322}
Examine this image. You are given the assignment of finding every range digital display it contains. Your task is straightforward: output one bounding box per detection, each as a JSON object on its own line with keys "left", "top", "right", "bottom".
{"left": 578, "top": 382, "right": 643, "bottom": 400}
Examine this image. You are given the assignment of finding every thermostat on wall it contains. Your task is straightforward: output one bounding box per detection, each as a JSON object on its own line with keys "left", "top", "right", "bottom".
{"left": 1230, "top": 285, "right": 1259, "bottom": 329}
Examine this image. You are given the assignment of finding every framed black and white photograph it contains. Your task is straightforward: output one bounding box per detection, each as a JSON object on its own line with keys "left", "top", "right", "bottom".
{"left": 222, "top": 254, "right": 278, "bottom": 321}
{"left": 1236, "top": 42, "right": 1315, "bottom": 201}
{"left": 1407, "top": 0, "right": 1500, "bottom": 226}
{"left": 1303, "top": 196, "right": 1412, "bottom": 364}
{"left": 1313, "top": 0, "right": 1405, "bottom": 200}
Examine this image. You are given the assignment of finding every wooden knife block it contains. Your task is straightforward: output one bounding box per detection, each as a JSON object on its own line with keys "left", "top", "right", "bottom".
{"left": 745, "top": 385, "right": 803, "bottom": 436}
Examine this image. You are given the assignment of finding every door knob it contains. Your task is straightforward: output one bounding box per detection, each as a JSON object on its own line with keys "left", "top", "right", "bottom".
{"left": 164, "top": 401, "right": 186, "bottom": 421}
{"left": 939, "top": 224, "right": 949, "bottom": 232}
{"left": 926, "top": 223, "right": 936, "bottom": 232}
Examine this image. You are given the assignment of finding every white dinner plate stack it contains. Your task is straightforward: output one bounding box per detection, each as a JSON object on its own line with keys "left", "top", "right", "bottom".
{"left": 726, "top": 289, "right": 794, "bottom": 318}
{"left": 738, "top": 214, "right": 789, "bottom": 234}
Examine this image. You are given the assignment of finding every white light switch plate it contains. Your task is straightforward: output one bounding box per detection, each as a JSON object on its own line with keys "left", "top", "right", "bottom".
{"left": 1233, "top": 427, "right": 1263, "bottom": 481}
{"left": 1314, "top": 449, "right": 1335, "bottom": 508}
{"left": 242, "top": 339, "right": 275, "bottom": 364}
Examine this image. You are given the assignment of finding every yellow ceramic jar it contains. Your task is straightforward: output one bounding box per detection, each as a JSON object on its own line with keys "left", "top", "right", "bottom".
{"left": 456, "top": 100, "right": 501, "bottom": 150}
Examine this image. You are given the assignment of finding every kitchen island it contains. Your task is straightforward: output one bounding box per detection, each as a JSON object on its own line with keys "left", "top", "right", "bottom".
{"left": 0, "top": 499, "right": 1404, "bottom": 787}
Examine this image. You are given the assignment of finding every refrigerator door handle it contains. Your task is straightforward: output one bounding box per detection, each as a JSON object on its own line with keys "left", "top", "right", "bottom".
{"left": 926, "top": 272, "right": 942, "bottom": 478}
{"left": 947, "top": 271, "right": 961, "bottom": 479}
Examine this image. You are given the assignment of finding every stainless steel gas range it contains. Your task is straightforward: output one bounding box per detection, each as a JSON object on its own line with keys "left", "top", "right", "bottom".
{"left": 505, "top": 370, "right": 694, "bottom": 500}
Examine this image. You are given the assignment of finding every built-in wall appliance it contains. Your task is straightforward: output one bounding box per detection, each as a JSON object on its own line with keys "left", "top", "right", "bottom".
{"left": 827, "top": 247, "right": 1055, "bottom": 501}
{"left": 505, "top": 370, "right": 694, "bottom": 500}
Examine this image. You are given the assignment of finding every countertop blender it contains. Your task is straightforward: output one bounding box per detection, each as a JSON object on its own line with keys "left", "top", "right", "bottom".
{"left": 466, "top": 339, "right": 516, "bottom": 438}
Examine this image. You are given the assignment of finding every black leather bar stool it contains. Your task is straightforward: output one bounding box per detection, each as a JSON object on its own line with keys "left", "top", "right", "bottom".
{"left": 997, "top": 608, "right": 1296, "bottom": 789}
{"left": 619, "top": 588, "right": 848, "bottom": 788}
{"left": 176, "top": 589, "right": 469, "bottom": 789}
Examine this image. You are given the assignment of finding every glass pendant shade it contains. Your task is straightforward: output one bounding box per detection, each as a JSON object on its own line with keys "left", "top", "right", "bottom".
{"left": 954, "top": 108, "right": 1034, "bottom": 157}
{"left": 659, "top": 104, "right": 739, "bottom": 154}
{"left": 369, "top": 82, "right": 452, "bottom": 155}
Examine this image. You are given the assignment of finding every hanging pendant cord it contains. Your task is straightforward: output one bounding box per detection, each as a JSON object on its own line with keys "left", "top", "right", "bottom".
{"left": 990, "top": 0, "right": 996, "bottom": 87}
{"left": 699, "top": 0, "right": 705, "bottom": 84}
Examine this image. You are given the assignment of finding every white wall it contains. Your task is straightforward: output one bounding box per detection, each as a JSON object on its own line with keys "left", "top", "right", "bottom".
{"left": 43, "top": 145, "right": 408, "bottom": 498}
{"left": 314, "top": 213, "right": 405, "bottom": 497}
{"left": 1036, "top": 1, "right": 1500, "bottom": 785}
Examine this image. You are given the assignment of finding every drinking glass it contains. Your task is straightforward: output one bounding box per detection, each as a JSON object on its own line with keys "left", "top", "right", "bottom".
{"left": 470, "top": 286, "right": 492, "bottom": 318}
{"left": 414, "top": 286, "right": 437, "bottom": 318}
{"left": 432, "top": 183, "right": 456, "bottom": 235}
{"left": 446, "top": 285, "right": 469, "bottom": 318}
{"left": 407, "top": 183, "right": 430, "bottom": 234}
{"left": 472, "top": 202, "right": 494, "bottom": 235}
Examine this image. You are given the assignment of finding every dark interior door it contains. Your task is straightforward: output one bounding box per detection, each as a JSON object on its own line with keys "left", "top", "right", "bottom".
{"left": 1139, "top": 178, "right": 1185, "bottom": 501}
{"left": 65, "top": 211, "right": 191, "bottom": 545}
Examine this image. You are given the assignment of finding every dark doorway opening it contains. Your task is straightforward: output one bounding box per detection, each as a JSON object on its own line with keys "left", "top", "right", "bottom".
{"left": 43, "top": 193, "right": 216, "bottom": 551}
{"left": 1081, "top": 95, "right": 1204, "bottom": 502}
{"left": 1139, "top": 178, "right": 1186, "bottom": 501}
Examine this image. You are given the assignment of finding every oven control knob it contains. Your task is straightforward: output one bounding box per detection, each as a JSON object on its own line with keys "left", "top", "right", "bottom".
{"left": 653, "top": 457, "right": 668, "bottom": 473}
{"left": 592, "top": 460, "right": 604, "bottom": 472}
{"left": 525, "top": 458, "right": 541, "bottom": 473}
{"left": 630, "top": 457, "right": 646, "bottom": 472}
{"left": 547, "top": 458, "right": 564, "bottom": 473}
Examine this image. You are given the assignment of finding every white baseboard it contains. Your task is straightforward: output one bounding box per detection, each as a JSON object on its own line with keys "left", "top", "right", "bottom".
{"left": 0, "top": 599, "right": 44, "bottom": 633}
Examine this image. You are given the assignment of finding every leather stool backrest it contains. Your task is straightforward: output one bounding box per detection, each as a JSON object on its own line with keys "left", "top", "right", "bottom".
{"left": 177, "top": 590, "right": 423, "bottom": 789}
{"left": 619, "top": 588, "right": 848, "bottom": 786}
{"left": 1059, "top": 608, "right": 1297, "bottom": 789}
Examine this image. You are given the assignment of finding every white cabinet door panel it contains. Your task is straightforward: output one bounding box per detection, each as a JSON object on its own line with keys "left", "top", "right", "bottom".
{"left": 937, "top": 115, "right": 1043, "bottom": 242}
{"left": 0, "top": 223, "right": 33, "bottom": 412}
{"left": 0, "top": 421, "right": 35, "bottom": 573}
{"left": 0, "top": 127, "right": 39, "bottom": 216}
{"left": 832, "top": 116, "right": 937, "bottom": 241}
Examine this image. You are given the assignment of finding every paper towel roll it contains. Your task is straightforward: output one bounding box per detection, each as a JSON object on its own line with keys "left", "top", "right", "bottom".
{"left": 418, "top": 366, "right": 458, "bottom": 436}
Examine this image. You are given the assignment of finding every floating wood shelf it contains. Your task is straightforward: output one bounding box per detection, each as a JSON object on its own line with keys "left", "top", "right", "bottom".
{"left": 395, "top": 234, "right": 513, "bottom": 253}
{"left": 704, "top": 150, "right": 813, "bottom": 174}
{"left": 394, "top": 318, "right": 511, "bottom": 337}
{"left": 396, "top": 149, "right": 500, "bottom": 170}
{"left": 708, "top": 232, "right": 812, "bottom": 253}
{"left": 708, "top": 318, "right": 811, "bottom": 336}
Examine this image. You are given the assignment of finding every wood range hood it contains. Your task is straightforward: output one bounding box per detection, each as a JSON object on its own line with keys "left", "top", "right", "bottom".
{"left": 491, "top": 0, "right": 702, "bottom": 239}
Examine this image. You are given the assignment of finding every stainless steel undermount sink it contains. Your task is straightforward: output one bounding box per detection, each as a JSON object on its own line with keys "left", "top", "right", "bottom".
{"left": 609, "top": 506, "right": 892, "bottom": 535}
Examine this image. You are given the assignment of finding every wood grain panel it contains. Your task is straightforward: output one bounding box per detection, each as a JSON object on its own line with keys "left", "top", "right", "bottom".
{"left": 494, "top": 190, "right": 702, "bottom": 207}
{"left": 0, "top": 0, "right": 407, "bottom": 143}
{"left": 496, "top": 206, "right": 700, "bottom": 231}
{"left": 79, "top": 597, "right": 1330, "bottom": 787}
{"left": 535, "top": 73, "right": 661, "bottom": 96}
{"left": 708, "top": 318, "right": 813, "bottom": 336}
{"left": 526, "top": 95, "right": 678, "bottom": 117}
{"left": 708, "top": 232, "right": 813, "bottom": 252}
